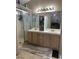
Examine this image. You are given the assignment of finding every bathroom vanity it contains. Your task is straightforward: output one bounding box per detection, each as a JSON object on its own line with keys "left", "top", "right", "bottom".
{"left": 27, "top": 28, "right": 61, "bottom": 50}
{"left": 27, "top": 12, "right": 61, "bottom": 50}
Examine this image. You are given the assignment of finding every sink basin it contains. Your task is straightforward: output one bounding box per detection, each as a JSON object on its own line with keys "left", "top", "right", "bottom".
{"left": 51, "top": 29, "right": 55, "bottom": 31}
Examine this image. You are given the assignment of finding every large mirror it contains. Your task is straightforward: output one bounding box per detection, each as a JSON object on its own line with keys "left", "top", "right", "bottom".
{"left": 34, "top": 11, "right": 61, "bottom": 30}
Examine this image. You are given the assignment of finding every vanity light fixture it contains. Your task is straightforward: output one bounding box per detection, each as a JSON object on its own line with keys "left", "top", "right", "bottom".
{"left": 36, "top": 6, "right": 55, "bottom": 13}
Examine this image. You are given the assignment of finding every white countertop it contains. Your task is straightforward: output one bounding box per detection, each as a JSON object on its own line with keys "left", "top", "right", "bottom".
{"left": 28, "top": 28, "right": 61, "bottom": 35}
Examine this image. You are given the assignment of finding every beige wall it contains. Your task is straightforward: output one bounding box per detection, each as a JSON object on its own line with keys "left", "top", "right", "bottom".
{"left": 16, "top": 15, "right": 24, "bottom": 48}
{"left": 27, "top": 0, "right": 62, "bottom": 13}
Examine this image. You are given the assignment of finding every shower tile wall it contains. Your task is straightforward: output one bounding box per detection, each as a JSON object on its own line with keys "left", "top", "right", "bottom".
{"left": 36, "top": 15, "right": 39, "bottom": 28}
{"left": 30, "top": 14, "right": 39, "bottom": 29}
{"left": 32, "top": 14, "right": 36, "bottom": 28}
{"left": 22, "top": 12, "right": 39, "bottom": 41}
{"left": 22, "top": 12, "right": 32, "bottom": 41}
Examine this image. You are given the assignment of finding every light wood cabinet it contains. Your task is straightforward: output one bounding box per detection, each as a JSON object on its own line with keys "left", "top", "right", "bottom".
{"left": 28, "top": 32, "right": 32, "bottom": 42}
{"left": 50, "top": 34, "right": 60, "bottom": 49}
{"left": 32, "top": 32, "right": 37, "bottom": 44}
{"left": 43, "top": 34, "right": 50, "bottom": 47}
{"left": 27, "top": 32, "right": 60, "bottom": 50}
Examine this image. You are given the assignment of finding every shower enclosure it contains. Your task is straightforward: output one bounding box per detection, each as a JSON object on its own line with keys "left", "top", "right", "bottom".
{"left": 16, "top": 8, "right": 37, "bottom": 43}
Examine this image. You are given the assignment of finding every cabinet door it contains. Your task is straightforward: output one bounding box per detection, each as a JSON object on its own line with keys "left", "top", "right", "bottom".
{"left": 43, "top": 34, "right": 50, "bottom": 47}
{"left": 32, "top": 32, "right": 38, "bottom": 44}
{"left": 28, "top": 32, "right": 32, "bottom": 43}
{"left": 37, "top": 33, "right": 44, "bottom": 46}
{"left": 50, "top": 35, "right": 60, "bottom": 50}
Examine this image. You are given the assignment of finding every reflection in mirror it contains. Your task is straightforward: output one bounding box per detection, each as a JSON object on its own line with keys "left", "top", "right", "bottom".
{"left": 31, "top": 11, "right": 61, "bottom": 30}
{"left": 50, "top": 11, "right": 61, "bottom": 29}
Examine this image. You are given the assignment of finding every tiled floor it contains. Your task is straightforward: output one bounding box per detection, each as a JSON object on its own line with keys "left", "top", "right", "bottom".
{"left": 16, "top": 50, "right": 57, "bottom": 59}
{"left": 16, "top": 49, "right": 51, "bottom": 59}
{"left": 16, "top": 42, "right": 58, "bottom": 59}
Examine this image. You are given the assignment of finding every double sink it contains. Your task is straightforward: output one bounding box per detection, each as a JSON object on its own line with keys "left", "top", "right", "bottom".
{"left": 28, "top": 28, "right": 61, "bottom": 35}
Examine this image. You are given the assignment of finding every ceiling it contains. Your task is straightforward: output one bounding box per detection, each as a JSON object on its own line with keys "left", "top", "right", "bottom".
{"left": 26, "top": 0, "right": 62, "bottom": 12}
